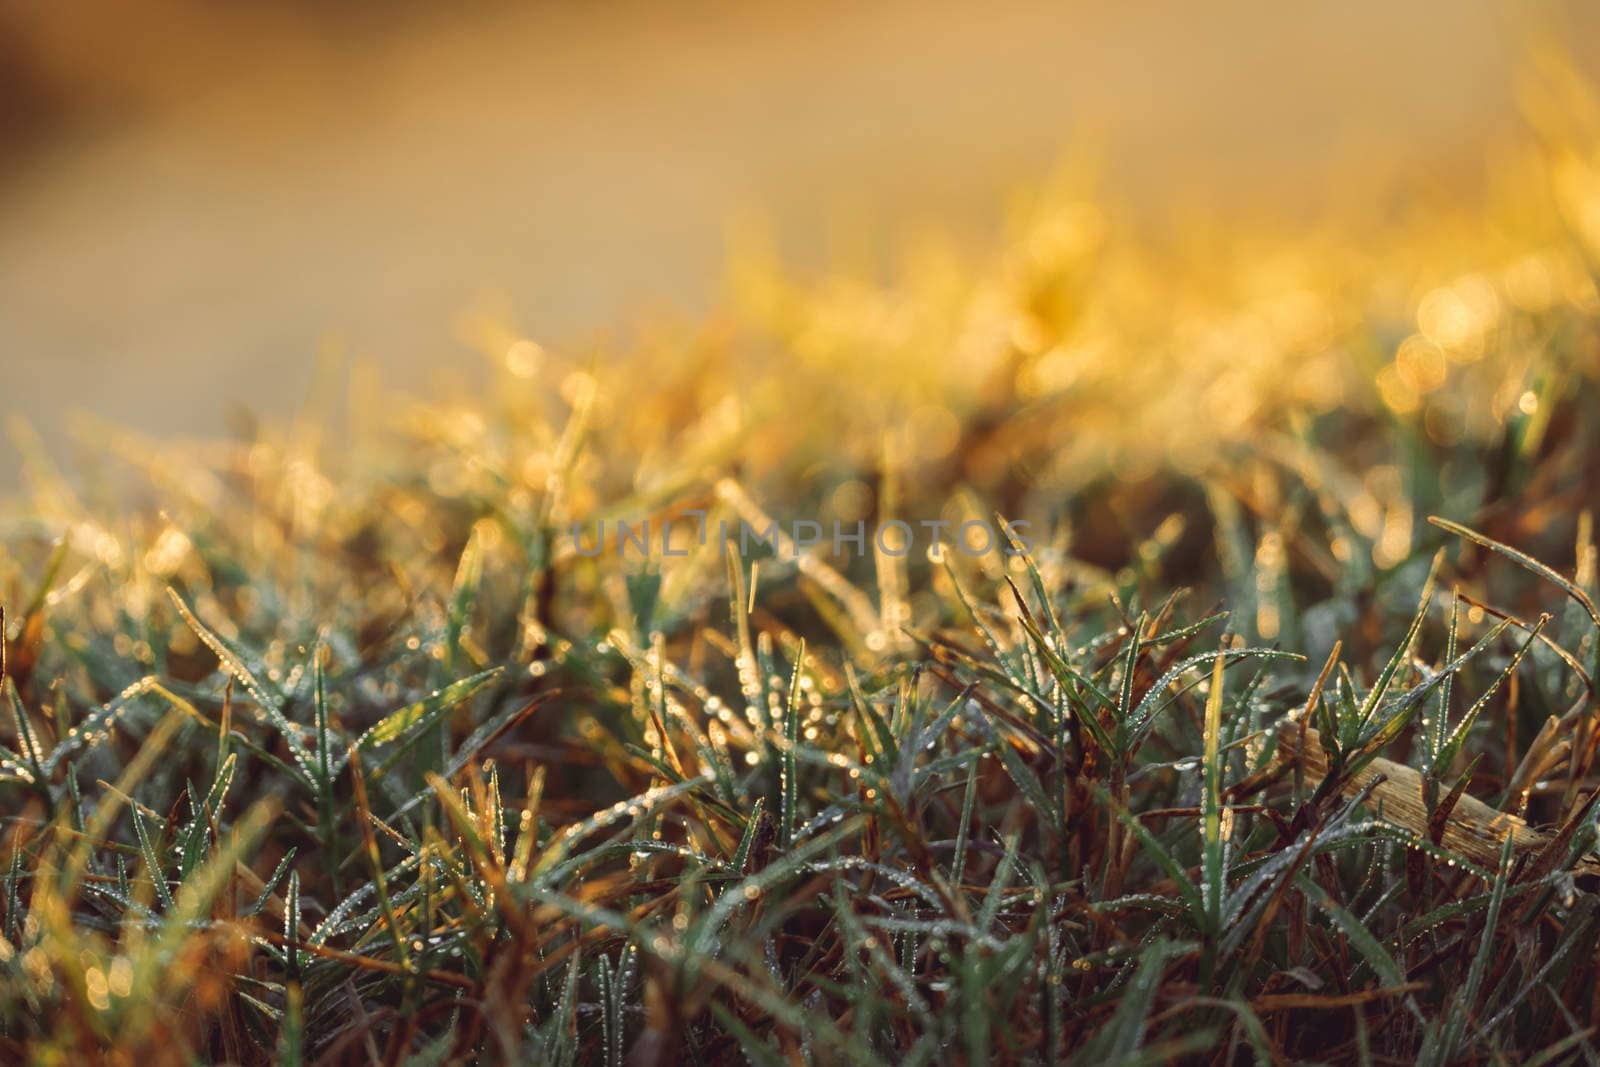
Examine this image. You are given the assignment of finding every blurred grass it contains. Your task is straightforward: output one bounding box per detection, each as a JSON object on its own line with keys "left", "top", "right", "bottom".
{"left": 6, "top": 46, "right": 1600, "bottom": 1067}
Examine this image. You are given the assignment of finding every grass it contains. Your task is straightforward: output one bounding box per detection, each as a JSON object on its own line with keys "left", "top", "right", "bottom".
{"left": 7, "top": 55, "right": 1600, "bottom": 1066}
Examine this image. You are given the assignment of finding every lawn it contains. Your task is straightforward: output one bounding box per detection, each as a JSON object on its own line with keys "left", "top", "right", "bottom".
{"left": 6, "top": 60, "right": 1600, "bottom": 1066}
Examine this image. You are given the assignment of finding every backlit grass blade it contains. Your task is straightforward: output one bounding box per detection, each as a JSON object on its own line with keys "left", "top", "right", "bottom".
{"left": 1357, "top": 550, "right": 1440, "bottom": 730}
{"left": 1201, "top": 650, "right": 1227, "bottom": 936}
{"left": 781, "top": 641, "right": 803, "bottom": 848}
{"left": 130, "top": 800, "right": 175, "bottom": 912}
{"left": 1431, "top": 516, "right": 1600, "bottom": 629}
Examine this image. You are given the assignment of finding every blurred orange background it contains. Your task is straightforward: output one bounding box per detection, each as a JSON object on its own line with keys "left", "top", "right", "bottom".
{"left": 2, "top": 1, "right": 1598, "bottom": 478}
